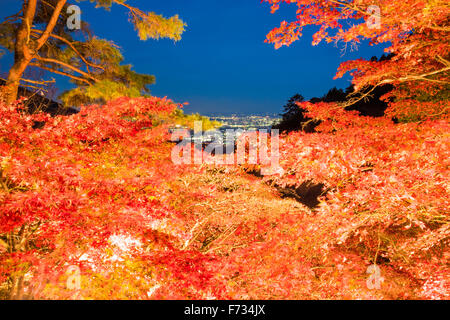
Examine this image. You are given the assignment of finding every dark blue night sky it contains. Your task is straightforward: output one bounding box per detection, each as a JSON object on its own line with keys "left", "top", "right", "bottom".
{"left": 0, "top": 0, "right": 389, "bottom": 114}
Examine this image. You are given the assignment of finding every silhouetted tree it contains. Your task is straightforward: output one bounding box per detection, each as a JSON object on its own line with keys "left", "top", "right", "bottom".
{"left": 274, "top": 94, "right": 319, "bottom": 133}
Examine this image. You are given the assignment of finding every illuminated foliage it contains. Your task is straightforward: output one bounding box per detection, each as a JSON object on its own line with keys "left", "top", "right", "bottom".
{"left": 0, "top": 0, "right": 448, "bottom": 301}
{"left": 0, "top": 97, "right": 226, "bottom": 299}
{"left": 263, "top": 0, "right": 449, "bottom": 120}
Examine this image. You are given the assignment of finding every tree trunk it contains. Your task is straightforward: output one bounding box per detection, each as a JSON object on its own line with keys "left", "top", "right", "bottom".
{"left": 2, "top": 0, "right": 38, "bottom": 105}
{"left": 2, "top": 0, "right": 67, "bottom": 105}
{"left": 3, "top": 62, "right": 29, "bottom": 105}
{"left": 2, "top": 81, "right": 19, "bottom": 105}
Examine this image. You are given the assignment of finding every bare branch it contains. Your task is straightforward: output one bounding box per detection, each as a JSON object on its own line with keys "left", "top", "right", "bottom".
{"left": 20, "top": 77, "right": 55, "bottom": 85}
{"left": 339, "top": 66, "right": 450, "bottom": 108}
{"left": 29, "top": 62, "right": 92, "bottom": 85}
{"left": 35, "top": 56, "right": 99, "bottom": 82}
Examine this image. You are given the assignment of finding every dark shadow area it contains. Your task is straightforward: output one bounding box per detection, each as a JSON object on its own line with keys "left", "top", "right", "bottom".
{"left": 275, "top": 180, "right": 327, "bottom": 209}
{"left": 1, "top": 79, "right": 79, "bottom": 117}
{"left": 243, "top": 165, "right": 327, "bottom": 209}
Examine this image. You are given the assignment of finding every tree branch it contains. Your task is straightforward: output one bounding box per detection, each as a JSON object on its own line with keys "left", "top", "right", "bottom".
{"left": 425, "top": 25, "right": 450, "bottom": 32}
{"left": 16, "top": 0, "right": 37, "bottom": 58}
{"left": 30, "top": 29, "right": 106, "bottom": 73}
{"left": 339, "top": 66, "right": 450, "bottom": 108}
{"left": 328, "top": 0, "right": 381, "bottom": 18}
{"left": 36, "top": 0, "right": 67, "bottom": 50}
{"left": 34, "top": 56, "right": 99, "bottom": 82}
{"left": 29, "top": 62, "right": 92, "bottom": 85}
{"left": 19, "top": 77, "right": 55, "bottom": 85}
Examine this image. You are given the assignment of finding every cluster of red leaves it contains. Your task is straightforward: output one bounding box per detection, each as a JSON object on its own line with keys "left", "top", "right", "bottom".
{"left": 263, "top": 0, "right": 450, "bottom": 119}
{"left": 0, "top": 97, "right": 227, "bottom": 299}
{"left": 262, "top": 101, "right": 449, "bottom": 298}
{"left": 1, "top": 94, "right": 448, "bottom": 299}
